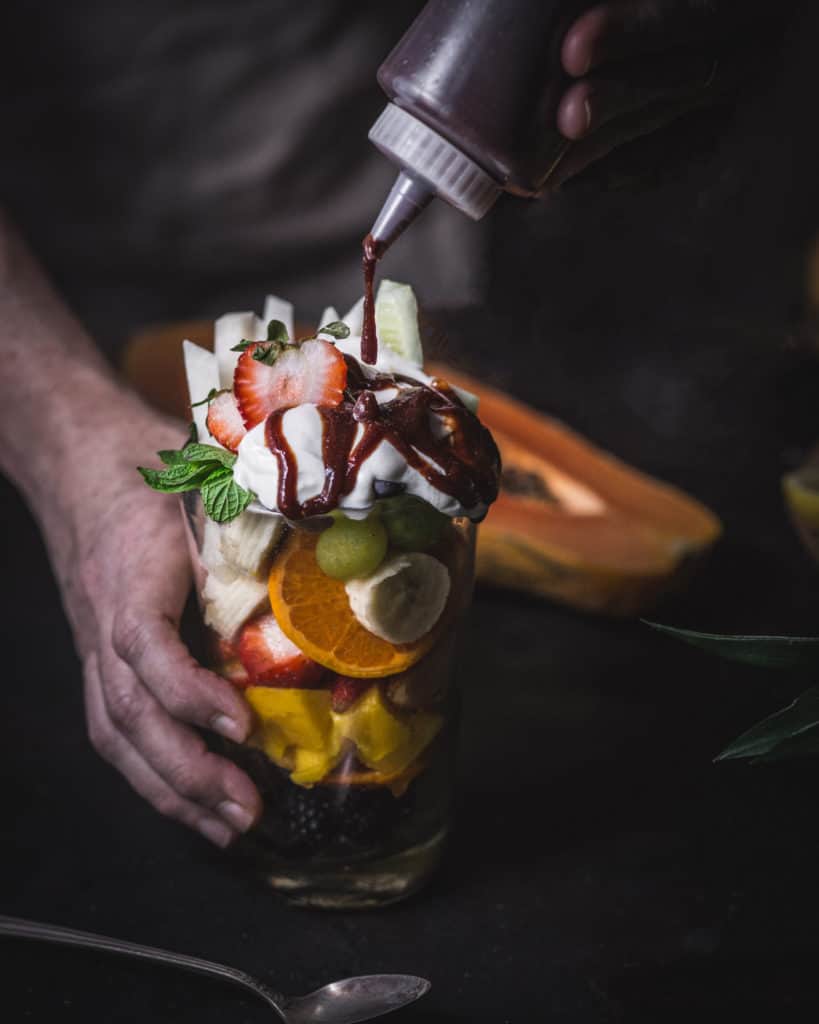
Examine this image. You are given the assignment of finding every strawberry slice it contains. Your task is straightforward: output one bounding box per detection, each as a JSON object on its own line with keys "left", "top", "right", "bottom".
{"left": 237, "top": 613, "right": 326, "bottom": 687}
{"left": 234, "top": 338, "right": 347, "bottom": 429}
{"left": 330, "top": 676, "right": 372, "bottom": 713}
{"left": 206, "top": 390, "right": 247, "bottom": 452}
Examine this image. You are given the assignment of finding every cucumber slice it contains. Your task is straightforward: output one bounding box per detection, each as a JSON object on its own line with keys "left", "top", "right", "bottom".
{"left": 342, "top": 296, "right": 364, "bottom": 336}
{"left": 214, "top": 311, "right": 262, "bottom": 389}
{"left": 375, "top": 280, "right": 423, "bottom": 367}
{"left": 182, "top": 340, "right": 220, "bottom": 441}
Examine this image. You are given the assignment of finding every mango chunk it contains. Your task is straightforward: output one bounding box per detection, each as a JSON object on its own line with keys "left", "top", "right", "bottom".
{"left": 291, "top": 745, "right": 343, "bottom": 786}
{"left": 332, "top": 688, "right": 443, "bottom": 776}
{"left": 245, "top": 686, "right": 332, "bottom": 754}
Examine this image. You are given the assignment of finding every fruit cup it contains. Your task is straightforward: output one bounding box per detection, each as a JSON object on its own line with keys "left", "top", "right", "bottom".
{"left": 181, "top": 491, "right": 475, "bottom": 908}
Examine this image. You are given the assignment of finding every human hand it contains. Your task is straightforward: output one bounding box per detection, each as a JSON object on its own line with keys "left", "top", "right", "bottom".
{"left": 51, "top": 410, "right": 262, "bottom": 848}
{"left": 551, "top": 0, "right": 778, "bottom": 187}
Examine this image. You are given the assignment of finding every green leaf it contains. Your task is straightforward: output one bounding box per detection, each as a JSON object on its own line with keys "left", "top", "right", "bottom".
{"left": 180, "top": 443, "right": 236, "bottom": 468}
{"left": 265, "top": 319, "right": 290, "bottom": 343}
{"left": 717, "top": 687, "right": 819, "bottom": 762}
{"left": 318, "top": 320, "right": 350, "bottom": 340}
{"left": 138, "top": 462, "right": 213, "bottom": 493}
{"left": 158, "top": 450, "right": 186, "bottom": 466}
{"left": 644, "top": 622, "right": 819, "bottom": 670}
{"left": 190, "top": 387, "right": 219, "bottom": 408}
{"left": 200, "top": 467, "right": 253, "bottom": 523}
{"left": 252, "top": 341, "right": 282, "bottom": 366}
{"left": 187, "top": 421, "right": 198, "bottom": 443}
{"left": 230, "top": 339, "right": 254, "bottom": 353}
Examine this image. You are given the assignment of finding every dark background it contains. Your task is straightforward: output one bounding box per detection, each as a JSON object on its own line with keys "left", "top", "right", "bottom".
{"left": 3, "top": 1, "right": 819, "bottom": 1021}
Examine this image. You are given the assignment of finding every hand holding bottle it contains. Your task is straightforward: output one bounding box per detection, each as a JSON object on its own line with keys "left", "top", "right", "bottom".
{"left": 552, "top": 0, "right": 780, "bottom": 186}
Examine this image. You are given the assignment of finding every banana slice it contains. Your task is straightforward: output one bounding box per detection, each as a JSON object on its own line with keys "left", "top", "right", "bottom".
{"left": 203, "top": 572, "right": 268, "bottom": 640}
{"left": 345, "top": 553, "right": 450, "bottom": 645}
{"left": 220, "top": 510, "right": 284, "bottom": 577}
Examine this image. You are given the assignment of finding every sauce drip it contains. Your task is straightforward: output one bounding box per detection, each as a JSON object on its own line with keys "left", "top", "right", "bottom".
{"left": 360, "top": 233, "right": 384, "bottom": 366}
{"left": 264, "top": 355, "right": 500, "bottom": 521}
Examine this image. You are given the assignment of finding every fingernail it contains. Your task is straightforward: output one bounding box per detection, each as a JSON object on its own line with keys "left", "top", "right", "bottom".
{"left": 210, "top": 713, "right": 245, "bottom": 742}
{"left": 583, "top": 97, "right": 592, "bottom": 133}
{"left": 198, "top": 817, "right": 235, "bottom": 848}
{"left": 218, "top": 800, "right": 255, "bottom": 832}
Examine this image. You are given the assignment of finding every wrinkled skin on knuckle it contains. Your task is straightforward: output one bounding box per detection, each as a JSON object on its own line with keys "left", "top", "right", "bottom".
{"left": 151, "top": 788, "right": 186, "bottom": 821}
{"left": 111, "top": 606, "right": 151, "bottom": 666}
{"left": 160, "top": 676, "right": 200, "bottom": 722}
{"left": 164, "top": 755, "right": 209, "bottom": 802}
{"left": 103, "top": 672, "right": 145, "bottom": 735}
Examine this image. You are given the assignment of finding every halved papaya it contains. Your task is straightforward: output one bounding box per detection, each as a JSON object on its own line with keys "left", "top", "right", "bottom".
{"left": 122, "top": 323, "right": 721, "bottom": 616}
{"left": 429, "top": 363, "right": 722, "bottom": 616}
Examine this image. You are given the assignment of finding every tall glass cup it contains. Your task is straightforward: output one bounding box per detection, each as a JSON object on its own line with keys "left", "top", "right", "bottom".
{"left": 182, "top": 493, "right": 474, "bottom": 908}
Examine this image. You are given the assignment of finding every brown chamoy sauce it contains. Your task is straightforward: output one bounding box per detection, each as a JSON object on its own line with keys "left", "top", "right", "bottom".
{"left": 263, "top": 235, "right": 500, "bottom": 521}
{"left": 360, "top": 233, "right": 384, "bottom": 366}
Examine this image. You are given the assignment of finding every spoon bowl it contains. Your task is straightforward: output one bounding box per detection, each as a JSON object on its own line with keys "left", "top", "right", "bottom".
{"left": 283, "top": 975, "right": 431, "bottom": 1024}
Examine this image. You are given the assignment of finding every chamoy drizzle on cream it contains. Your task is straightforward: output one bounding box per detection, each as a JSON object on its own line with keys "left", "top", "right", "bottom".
{"left": 264, "top": 355, "right": 499, "bottom": 521}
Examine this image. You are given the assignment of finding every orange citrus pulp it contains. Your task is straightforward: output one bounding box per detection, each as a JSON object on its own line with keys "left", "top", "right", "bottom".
{"left": 268, "top": 529, "right": 464, "bottom": 679}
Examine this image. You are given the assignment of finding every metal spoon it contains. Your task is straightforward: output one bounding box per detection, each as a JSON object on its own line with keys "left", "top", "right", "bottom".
{"left": 0, "top": 915, "right": 430, "bottom": 1023}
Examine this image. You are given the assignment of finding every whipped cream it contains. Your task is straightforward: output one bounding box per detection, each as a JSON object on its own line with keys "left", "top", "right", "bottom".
{"left": 233, "top": 337, "right": 486, "bottom": 520}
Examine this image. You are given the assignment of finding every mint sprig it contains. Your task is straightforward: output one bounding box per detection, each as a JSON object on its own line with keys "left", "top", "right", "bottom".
{"left": 138, "top": 441, "right": 254, "bottom": 523}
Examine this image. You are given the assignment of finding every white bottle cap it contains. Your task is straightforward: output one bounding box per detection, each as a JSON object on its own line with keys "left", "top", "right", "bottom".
{"left": 369, "top": 103, "right": 501, "bottom": 222}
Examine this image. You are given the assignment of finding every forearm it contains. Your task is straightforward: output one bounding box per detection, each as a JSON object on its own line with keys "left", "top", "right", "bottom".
{"left": 0, "top": 211, "right": 183, "bottom": 516}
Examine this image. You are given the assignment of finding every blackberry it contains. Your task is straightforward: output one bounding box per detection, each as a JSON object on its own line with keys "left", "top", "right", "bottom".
{"left": 277, "top": 786, "right": 339, "bottom": 854}
{"left": 338, "top": 787, "right": 410, "bottom": 847}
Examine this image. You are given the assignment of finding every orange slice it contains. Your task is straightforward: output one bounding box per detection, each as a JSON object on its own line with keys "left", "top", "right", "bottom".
{"left": 269, "top": 530, "right": 451, "bottom": 678}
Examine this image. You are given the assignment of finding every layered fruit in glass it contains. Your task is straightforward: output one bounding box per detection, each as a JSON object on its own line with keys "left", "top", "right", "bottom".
{"left": 143, "top": 283, "right": 499, "bottom": 906}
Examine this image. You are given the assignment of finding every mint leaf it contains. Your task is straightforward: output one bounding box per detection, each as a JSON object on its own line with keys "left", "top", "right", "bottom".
{"left": 644, "top": 622, "right": 819, "bottom": 671}
{"left": 188, "top": 421, "right": 198, "bottom": 443}
{"left": 181, "top": 443, "right": 236, "bottom": 468}
{"left": 266, "top": 319, "right": 290, "bottom": 343}
{"left": 190, "top": 388, "right": 219, "bottom": 409}
{"left": 717, "top": 687, "right": 819, "bottom": 762}
{"left": 200, "top": 467, "right": 253, "bottom": 522}
{"left": 158, "top": 450, "right": 187, "bottom": 466}
{"left": 318, "top": 321, "right": 350, "bottom": 340}
{"left": 138, "top": 462, "right": 213, "bottom": 493}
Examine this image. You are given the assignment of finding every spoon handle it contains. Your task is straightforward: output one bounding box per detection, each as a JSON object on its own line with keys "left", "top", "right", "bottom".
{"left": 0, "top": 914, "right": 284, "bottom": 1015}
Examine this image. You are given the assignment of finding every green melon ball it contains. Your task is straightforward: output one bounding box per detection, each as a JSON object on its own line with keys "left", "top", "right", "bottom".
{"left": 380, "top": 495, "right": 449, "bottom": 551}
{"left": 316, "top": 513, "right": 388, "bottom": 581}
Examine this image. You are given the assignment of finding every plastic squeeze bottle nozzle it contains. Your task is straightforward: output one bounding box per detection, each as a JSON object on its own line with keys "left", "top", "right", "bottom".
{"left": 368, "top": 0, "right": 589, "bottom": 254}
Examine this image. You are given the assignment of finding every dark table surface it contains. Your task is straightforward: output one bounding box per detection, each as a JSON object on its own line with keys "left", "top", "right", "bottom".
{"left": 3, "top": 286, "right": 819, "bottom": 1023}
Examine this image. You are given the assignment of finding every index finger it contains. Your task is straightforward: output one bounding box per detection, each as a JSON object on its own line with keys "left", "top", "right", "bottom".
{"left": 110, "top": 604, "right": 253, "bottom": 743}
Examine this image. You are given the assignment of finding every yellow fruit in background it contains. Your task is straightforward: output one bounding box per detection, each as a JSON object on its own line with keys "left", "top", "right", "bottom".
{"left": 783, "top": 462, "right": 819, "bottom": 564}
